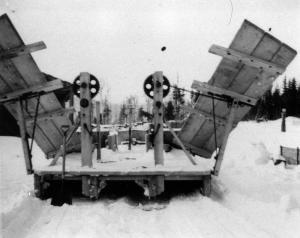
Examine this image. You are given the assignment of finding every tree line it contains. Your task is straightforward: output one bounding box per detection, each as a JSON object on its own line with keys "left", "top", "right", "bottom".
{"left": 245, "top": 77, "right": 300, "bottom": 120}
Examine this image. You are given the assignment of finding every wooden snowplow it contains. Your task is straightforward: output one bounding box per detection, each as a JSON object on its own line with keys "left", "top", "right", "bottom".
{"left": 0, "top": 14, "right": 296, "bottom": 203}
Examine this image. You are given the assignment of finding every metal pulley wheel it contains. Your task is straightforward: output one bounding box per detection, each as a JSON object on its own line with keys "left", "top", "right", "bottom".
{"left": 72, "top": 74, "right": 100, "bottom": 98}
{"left": 143, "top": 74, "right": 170, "bottom": 99}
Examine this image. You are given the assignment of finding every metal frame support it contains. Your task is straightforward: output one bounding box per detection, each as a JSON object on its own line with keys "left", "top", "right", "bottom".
{"left": 16, "top": 99, "right": 33, "bottom": 174}
{"left": 80, "top": 73, "right": 93, "bottom": 167}
{"left": 213, "top": 100, "right": 239, "bottom": 175}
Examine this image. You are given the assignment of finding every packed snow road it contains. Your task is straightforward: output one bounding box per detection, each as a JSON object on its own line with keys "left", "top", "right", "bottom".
{"left": 1, "top": 118, "right": 300, "bottom": 238}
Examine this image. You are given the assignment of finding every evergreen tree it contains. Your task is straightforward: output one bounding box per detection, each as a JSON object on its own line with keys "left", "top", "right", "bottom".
{"left": 164, "top": 101, "right": 175, "bottom": 120}
{"left": 172, "top": 85, "right": 185, "bottom": 119}
{"left": 244, "top": 77, "right": 299, "bottom": 120}
{"left": 119, "top": 103, "right": 127, "bottom": 124}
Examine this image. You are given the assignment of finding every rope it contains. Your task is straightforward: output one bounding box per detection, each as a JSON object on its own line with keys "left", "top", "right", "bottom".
{"left": 30, "top": 94, "right": 41, "bottom": 153}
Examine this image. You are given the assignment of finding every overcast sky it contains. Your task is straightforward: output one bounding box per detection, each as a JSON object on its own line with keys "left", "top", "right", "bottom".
{"left": 1, "top": 0, "right": 299, "bottom": 103}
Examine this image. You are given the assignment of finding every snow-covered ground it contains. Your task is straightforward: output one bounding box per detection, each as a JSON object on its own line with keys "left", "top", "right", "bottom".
{"left": 1, "top": 118, "right": 300, "bottom": 238}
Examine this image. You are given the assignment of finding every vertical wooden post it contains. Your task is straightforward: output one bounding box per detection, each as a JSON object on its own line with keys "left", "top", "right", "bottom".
{"left": 96, "top": 101, "right": 101, "bottom": 161}
{"left": 213, "top": 100, "right": 238, "bottom": 176}
{"left": 281, "top": 108, "right": 286, "bottom": 132}
{"left": 153, "top": 71, "right": 164, "bottom": 166}
{"left": 16, "top": 99, "right": 33, "bottom": 174}
{"left": 61, "top": 126, "right": 69, "bottom": 179}
{"left": 151, "top": 71, "right": 165, "bottom": 196}
{"left": 80, "top": 72, "right": 93, "bottom": 167}
{"left": 128, "top": 105, "right": 132, "bottom": 150}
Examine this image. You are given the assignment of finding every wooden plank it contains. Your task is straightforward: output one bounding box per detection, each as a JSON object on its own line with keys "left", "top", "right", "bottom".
{"left": 34, "top": 169, "right": 212, "bottom": 176}
{"left": 0, "top": 79, "right": 63, "bottom": 103}
{"left": 25, "top": 107, "right": 75, "bottom": 124}
{"left": 192, "top": 81, "right": 257, "bottom": 106}
{"left": 80, "top": 73, "right": 93, "bottom": 167}
{"left": 0, "top": 41, "right": 46, "bottom": 60}
{"left": 209, "top": 44, "right": 285, "bottom": 75}
{"left": 16, "top": 100, "right": 33, "bottom": 174}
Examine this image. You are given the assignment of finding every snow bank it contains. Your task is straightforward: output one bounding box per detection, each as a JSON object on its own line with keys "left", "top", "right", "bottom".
{"left": 1, "top": 118, "right": 300, "bottom": 238}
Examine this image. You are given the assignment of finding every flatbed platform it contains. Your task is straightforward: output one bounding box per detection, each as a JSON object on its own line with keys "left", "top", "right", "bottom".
{"left": 35, "top": 145, "right": 213, "bottom": 178}
{"left": 33, "top": 145, "right": 214, "bottom": 199}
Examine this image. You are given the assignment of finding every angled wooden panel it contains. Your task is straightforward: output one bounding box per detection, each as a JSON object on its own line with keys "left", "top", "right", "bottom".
{"left": 179, "top": 19, "right": 297, "bottom": 158}
{"left": 0, "top": 14, "right": 77, "bottom": 157}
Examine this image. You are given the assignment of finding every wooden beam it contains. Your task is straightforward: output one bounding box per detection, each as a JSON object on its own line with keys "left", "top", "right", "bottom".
{"left": 152, "top": 71, "right": 165, "bottom": 196}
{"left": 0, "top": 41, "right": 46, "bottom": 60}
{"left": 16, "top": 100, "right": 33, "bottom": 174}
{"left": 209, "top": 44, "right": 285, "bottom": 75}
{"left": 25, "top": 107, "right": 75, "bottom": 124}
{"left": 0, "top": 79, "right": 63, "bottom": 103}
{"left": 153, "top": 72, "right": 164, "bottom": 166}
{"left": 213, "top": 101, "right": 239, "bottom": 175}
{"left": 183, "top": 106, "right": 227, "bottom": 126}
{"left": 80, "top": 73, "right": 93, "bottom": 167}
{"left": 192, "top": 80, "right": 257, "bottom": 106}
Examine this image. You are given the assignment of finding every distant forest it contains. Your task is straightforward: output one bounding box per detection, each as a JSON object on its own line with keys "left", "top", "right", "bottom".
{"left": 245, "top": 77, "right": 300, "bottom": 120}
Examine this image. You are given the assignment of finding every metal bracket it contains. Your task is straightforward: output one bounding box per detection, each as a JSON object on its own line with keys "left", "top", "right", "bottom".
{"left": 209, "top": 44, "right": 285, "bottom": 75}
